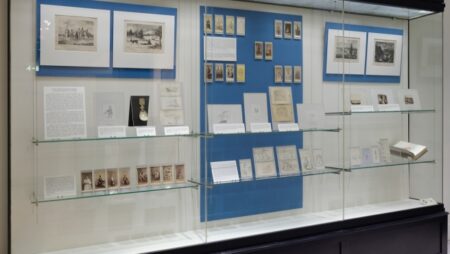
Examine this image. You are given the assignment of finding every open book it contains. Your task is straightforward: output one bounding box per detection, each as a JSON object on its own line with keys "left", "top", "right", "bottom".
{"left": 390, "top": 141, "right": 428, "bottom": 161}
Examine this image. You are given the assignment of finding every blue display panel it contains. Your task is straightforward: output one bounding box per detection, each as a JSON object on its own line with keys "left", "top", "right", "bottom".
{"left": 36, "top": 0, "right": 177, "bottom": 79}
{"left": 200, "top": 6, "right": 303, "bottom": 221}
{"left": 323, "top": 22, "right": 403, "bottom": 83}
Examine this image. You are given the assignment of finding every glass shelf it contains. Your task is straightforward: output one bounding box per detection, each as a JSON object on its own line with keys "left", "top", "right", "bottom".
{"left": 325, "top": 109, "right": 435, "bottom": 116}
{"left": 325, "top": 159, "right": 435, "bottom": 172}
{"left": 209, "top": 128, "right": 341, "bottom": 137}
{"left": 33, "top": 180, "right": 199, "bottom": 204}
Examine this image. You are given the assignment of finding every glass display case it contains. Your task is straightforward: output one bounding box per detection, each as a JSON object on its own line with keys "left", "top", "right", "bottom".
{"left": 9, "top": 0, "right": 444, "bottom": 253}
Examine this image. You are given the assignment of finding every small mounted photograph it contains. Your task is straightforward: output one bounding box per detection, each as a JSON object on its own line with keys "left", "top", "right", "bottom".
{"left": 136, "top": 166, "right": 149, "bottom": 186}
{"left": 284, "top": 21, "right": 292, "bottom": 39}
{"left": 377, "top": 94, "right": 388, "bottom": 105}
{"left": 293, "top": 21, "right": 302, "bottom": 39}
{"left": 236, "top": 16, "right": 245, "bottom": 36}
{"left": 293, "top": 66, "right": 302, "bottom": 83}
{"left": 119, "top": 167, "right": 131, "bottom": 188}
{"left": 107, "top": 168, "right": 119, "bottom": 189}
{"left": 274, "top": 20, "right": 283, "bottom": 38}
{"left": 274, "top": 65, "right": 283, "bottom": 83}
{"left": 215, "top": 63, "right": 224, "bottom": 81}
{"left": 93, "top": 169, "right": 107, "bottom": 191}
{"left": 226, "top": 15, "right": 235, "bottom": 35}
{"left": 265, "top": 42, "right": 273, "bottom": 60}
{"left": 162, "top": 165, "right": 174, "bottom": 183}
{"left": 150, "top": 166, "right": 161, "bottom": 184}
{"left": 175, "top": 164, "right": 186, "bottom": 182}
{"left": 204, "top": 14, "right": 213, "bottom": 34}
{"left": 254, "top": 41, "right": 264, "bottom": 60}
{"left": 80, "top": 170, "right": 93, "bottom": 192}
{"left": 284, "top": 65, "right": 293, "bottom": 83}
{"left": 205, "top": 63, "right": 213, "bottom": 83}
{"left": 214, "top": 14, "right": 224, "bottom": 34}
{"left": 226, "top": 63, "right": 235, "bottom": 83}
{"left": 236, "top": 64, "right": 246, "bottom": 83}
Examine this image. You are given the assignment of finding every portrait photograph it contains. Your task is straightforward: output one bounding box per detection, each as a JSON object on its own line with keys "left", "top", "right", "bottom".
{"left": 226, "top": 15, "right": 235, "bottom": 35}
{"left": 366, "top": 32, "right": 403, "bottom": 76}
{"left": 81, "top": 171, "right": 93, "bottom": 192}
{"left": 274, "top": 65, "right": 283, "bottom": 83}
{"left": 236, "top": 64, "right": 246, "bottom": 83}
{"left": 205, "top": 63, "right": 213, "bottom": 83}
{"left": 274, "top": 19, "right": 283, "bottom": 38}
{"left": 215, "top": 63, "right": 224, "bottom": 81}
{"left": 374, "top": 39, "right": 396, "bottom": 65}
{"left": 150, "top": 166, "right": 161, "bottom": 184}
{"left": 334, "top": 36, "right": 360, "bottom": 62}
{"left": 265, "top": 42, "right": 273, "bottom": 60}
{"left": 136, "top": 166, "right": 148, "bottom": 186}
{"left": 119, "top": 167, "right": 131, "bottom": 188}
{"left": 226, "top": 63, "right": 235, "bottom": 83}
{"left": 204, "top": 14, "right": 213, "bottom": 34}
{"left": 93, "top": 169, "right": 106, "bottom": 191}
{"left": 55, "top": 15, "right": 97, "bottom": 52}
{"left": 107, "top": 168, "right": 119, "bottom": 189}
{"left": 377, "top": 94, "right": 388, "bottom": 105}
{"left": 162, "top": 165, "right": 174, "bottom": 183}
{"left": 236, "top": 16, "right": 245, "bottom": 36}
{"left": 293, "top": 21, "right": 302, "bottom": 39}
{"left": 215, "top": 14, "right": 224, "bottom": 34}
{"left": 284, "top": 65, "right": 292, "bottom": 83}
{"left": 175, "top": 164, "right": 186, "bottom": 182}
{"left": 397, "top": 89, "right": 421, "bottom": 110}
{"left": 124, "top": 20, "right": 164, "bottom": 54}
{"left": 293, "top": 66, "right": 302, "bottom": 83}
{"left": 254, "top": 41, "right": 264, "bottom": 60}
{"left": 284, "top": 21, "right": 292, "bottom": 39}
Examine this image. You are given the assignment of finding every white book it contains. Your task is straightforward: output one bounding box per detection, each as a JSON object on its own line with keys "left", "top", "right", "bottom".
{"left": 390, "top": 141, "right": 428, "bottom": 160}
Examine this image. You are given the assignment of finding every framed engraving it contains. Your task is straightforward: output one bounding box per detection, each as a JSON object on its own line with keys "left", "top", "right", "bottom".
{"left": 106, "top": 168, "right": 119, "bottom": 189}
{"left": 269, "top": 87, "right": 293, "bottom": 105}
{"left": 239, "top": 159, "right": 253, "bottom": 180}
{"left": 299, "top": 149, "right": 313, "bottom": 171}
{"left": 204, "top": 14, "right": 213, "bottom": 34}
{"left": 80, "top": 170, "right": 93, "bottom": 192}
{"left": 150, "top": 166, "right": 161, "bottom": 184}
{"left": 93, "top": 169, "right": 106, "bottom": 191}
{"left": 175, "top": 164, "right": 186, "bottom": 182}
{"left": 276, "top": 145, "right": 300, "bottom": 176}
{"left": 136, "top": 166, "right": 149, "bottom": 186}
{"left": 293, "top": 66, "right": 302, "bottom": 83}
{"left": 335, "top": 36, "right": 360, "bottom": 62}
{"left": 205, "top": 63, "right": 213, "bottom": 83}
{"left": 274, "top": 65, "right": 283, "bottom": 83}
{"left": 226, "top": 15, "right": 235, "bottom": 35}
{"left": 162, "top": 165, "right": 174, "bottom": 183}
{"left": 253, "top": 147, "right": 277, "bottom": 178}
{"left": 265, "top": 42, "right": 273, "bottom": 60}
{"left": 55, "top": 15, "right": 97, "bottom": 52}
{"left": 236, "top": 16, "right": 245, "bottom": 36}
{"left": 274, "top": 19, "right": 283, "bottom": 38}
{"left": 284, "top": 21, "right": 292, "bottom": 39}
{"left": 284, "top": 65, "right": 292, "bottom": 83}
{"left": 236, "top": 64, "right": 246, "bottom": 83}
{"left": 366, "top": 32, "right": 403, "bottom": 76}
{"left": 215, "top": 63, "right": 224, "bottom": 81}
{"left": 214, "top": 14, "right": 224, "bottom": 34}
{"left": 293, "top": 21, "right": 302, "bottom": 39}
{"left": 226, "top": 63, "right": 235, "bottom": 83}
{"left": 124, "top": 21, "right": 164, "bottom": 54}
{"left": 255, "top": 41, "right": 264, "bottom": 60}
{"left": 119, "top": 167, "right": 131, "bottom": 188}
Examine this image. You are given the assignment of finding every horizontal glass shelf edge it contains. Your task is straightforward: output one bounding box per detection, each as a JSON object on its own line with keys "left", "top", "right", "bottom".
{"left": 325, "top": 159, "right": 435, "bottom": 171}
{"left": 209, "top": 128, "right": 341, "bottom": 136}
{"left": 325, "top": 109, "right": 435, "bottom": 116}
{"left": 33, "top": 181, "right": 199, "bottom": 204}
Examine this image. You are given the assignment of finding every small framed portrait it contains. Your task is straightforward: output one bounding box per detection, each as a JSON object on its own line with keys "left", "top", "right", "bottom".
{"left": 205, "top": 63, "right": 213, "bottom": 83}
{"left": 80, "top": 170, "right": 93, "bottom": 192}
{"left": 284, "top": 66, "right": 293, "bottom": 83}
{"left": 236, "top": 64, "right": 246, "bottom": 83}
{"left": 136, "top": 166, "right": 149, "bottom": 186}
{"left": 293, "top": 66, "right": 302, "bottom": 83}
{"left": 215, "top": 63, "right": 224, "bottom": 81}
{"left": 274, "top": 65, "right": 283, "bottom": 83}
{"left": 214, "top": 14, "right": 224, "bottom": 34}
{"left": 93, "top": 169, "right": 107, "bottom": 191}
{"left": 284, "top": 21, "right": 292, "bottom": 39}
{"left": 254, "top": 41, "right": 264, "bottom": 60}
{"left": 265, "top": 42, "right": 273, "bottom": 60}
{"left": 150, "top": 166, "right": 162, "bottom": 184}
{"left": 119, "top": 167, "right": 131, "bottom": 188}
{"left": 236, "top": 16, "right": 245, "bottom": 36}
{"left": 162, "top": 165, "right": 174, "bottom": 183}
{"left": 107, "top": 168, "right": 119, "bottom": 189}
{"left": 175, "top": 164, "right": 186, "bottom": 182}
{"left": 226, "top": 15, "right": 235, "bottom": 35}
{"left": 293, "top": 21, "right": 302, "bottom": 39}
{"left": 204, "top": 14, "right": 213, "bottom": 34}
{"left": 274, "top": 19, "right": 283, "bottom": 38}
{"left": 226, "top": 63, "right": 235, "bottom": 83}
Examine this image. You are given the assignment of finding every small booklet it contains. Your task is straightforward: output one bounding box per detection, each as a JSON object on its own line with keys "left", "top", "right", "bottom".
{"left": 390, "top": 141, "right": 428, "bottom": 160}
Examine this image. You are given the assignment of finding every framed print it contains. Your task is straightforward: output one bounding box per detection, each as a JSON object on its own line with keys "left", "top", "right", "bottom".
{"left": 136, "top": 166, "right": 149, "bottom": 186}
{"left": 150, "top": 166, "right": 161, "bottom": 184}
{"left": 366, "top": 32, "right": 403, "bottom": 76}
{"left": 113, "top": 11, "right": 175, "bottom": 69}
{"left": 119, "top": 167, "right": 131, "bottom": 188}
{"left": 236, "top": 16, "right": 245, "bottom": 36}
{"left": 284, "top": 65, "right": 292, "bottom": 83}
{"left": 215, "top": 63, "right": 224, "bottom": 81}
{"left": 226, "top": 15, "right": 235, "bottom": 35}
{"left": 269, "top": 86, "right": 293, "bottom": 105}
{"left": 274, "top": 65, "right": 283, "bottom": 83}
{"left": 299, "top": 149, "right": 313, "bottom": 171}
{"left": 284, "top": 21, "right": 292, "bottom": 39}
{"left": 80, "top": 170, "right": 93, "bottom": 192}
{"left": 175, "top": 164, "right": 186, "bottom": 182}
{"left": 255, "top": 41, "right": 263, "bottom": 60}
{"left": 106, "top": 168, "right": 119, "bottom": 189}
{"left": 205, "top": 63, "right": 213, "bottom": 83}
{"left": 293, "top": 21, "right": 302, "bottom": 39}
{"left": 274, "top": 19, "right": 283, "bottom": 38}
{"left": 265, "top": 42, "right": 273, "bottom": 60}
{"left": 276, "top": 145, "right": 300, "bottom": 176}
{"left": 397, "top": 89, "right": 421, "bottom": 110}
{"left": 40, "top": 5, "right": 110, "bottom": 67}
{"left": 207, "top": 104, "right": 243, "bottom": 131}
{"left": 325, "top": 29, "right": 367, "bottom": 75}
{"left": 239, "top": 159, "right": 253, "bottom": 180}
{"left": 204, "top": 14, "right": 213, "bottom": 34}
{"left": 162, "top": 165, "right": 174, "bottom": 183}
{"left": 293, "top": 66, "right": 302, "bottom": 83}
{"left": 236, "top": 64, "right": 246, "bottom": 83}
{"left": 93, "top": 169, "right": 107, "bottom": 191}
{"left": 214, "top": 14, "right": 224, "bottom": 34}
{"left": 226, "top": 63, "right": 235, "bottom": 82}
{"left": 253, "top": 147, "right": 277, "bottom": 178}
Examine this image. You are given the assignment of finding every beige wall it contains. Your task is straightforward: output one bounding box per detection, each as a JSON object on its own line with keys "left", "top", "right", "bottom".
{"left": 0, "top": 0, "right": 7, "bottom": 252}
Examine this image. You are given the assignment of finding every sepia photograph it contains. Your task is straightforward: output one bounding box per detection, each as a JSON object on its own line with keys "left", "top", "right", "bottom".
{"left": 374, "top": 39, "right": 396, "bottom": 65}
{"left": 377, "top": 94, "right": 388, "bottom": 104}
{"left": 150, "top": 166, "right": 161, "bottom": 184}
{"left": 107, "top": 168, "right": 119, "bottom": 189}
{"left": 255, "top": 41, "right": 264, "bottom": 60}
{"left": 226, "top": 15, "right": 235, "bottom": 35}
{"left": 55, "top": 15, "right": 97, "bottom": 52}
{"left": 119, "top": 168, "right": 131, "bottom": 188}
{"left": 125, "top": 20, "right": 164, "bottom": 53}
{"left": 204, "top": 14, "right": 213, "bottom": 34}
{"left": 293, "top": 66, "right": 302, "bottom": 83}
{"left": 136, "top": 166, "right": 148, "bottom": 186}
{"left": 236, "top": 64, "right": 246, "bottom": 83}
{"left": 274, "top": 19, "right": 283, "bottom": 38}
{"left": 236, "top": 16, "right": 245, "bottom": 36}
{"left": 215, "top": 63, "right": 224, "bottom": 81}
{"left": 175, "top": 164, "right": 186, "bottom": 182}
{"left": 214, "top": 14, "right": 224, "bottom": 34}
{"left": 93, "top": 169, "right": 106, "bottom": 191}
{"left": 274, "top": 65, "right": 283, "bottom": 83}
{"left": 334, "top": 36, "right": 360, "bottom": 62}
{"left": 205, "top": 63, "right": 213, "bottom": 83}
{"left": 404, "top": 96, "right": 414, "bottom": 105}
{"left": 162, "top": 165, "right": 174, "bottom": 183}
{"left": 226, "top": 63, "right": 235, "bottom": 83}
{"left": 81, "top": 171, "right": 93, "bottom": 192}
{"left": 284, "top": 21, "right": 292, "bottom": 39}
{"left": 265, "top": 42, "right": 273, "bottom": 60}
{"left": 270, "top": 86, "right": 293, "bottom": 104}
{"left": 284, "top": 65, "right": 292, "bottom": 83}
{"left": 293, "top": 21, "right": 302, "bottom": 39}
